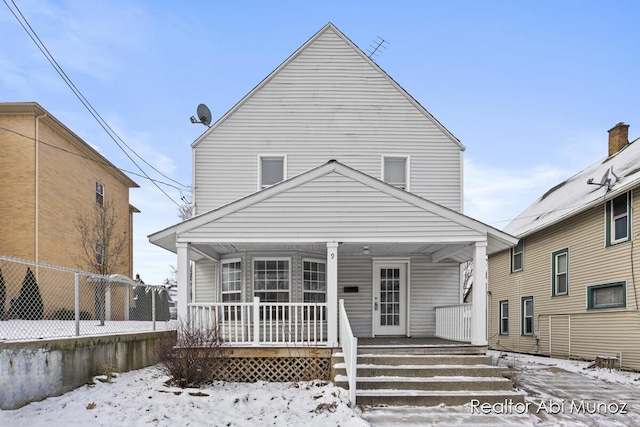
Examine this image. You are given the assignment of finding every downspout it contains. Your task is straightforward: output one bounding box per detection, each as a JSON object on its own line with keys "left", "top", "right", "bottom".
{"left": 35, "top": 111, "right": 47, "bottom": 263}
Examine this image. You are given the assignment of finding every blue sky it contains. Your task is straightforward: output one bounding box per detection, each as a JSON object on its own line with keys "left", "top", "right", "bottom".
{"left": 2, "top": 0, "right": 640, "bottom": 285}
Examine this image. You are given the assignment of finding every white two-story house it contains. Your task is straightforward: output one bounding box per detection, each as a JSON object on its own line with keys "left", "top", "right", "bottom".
{"left": 149, "top": 23, "right": 516, "bottom": 357}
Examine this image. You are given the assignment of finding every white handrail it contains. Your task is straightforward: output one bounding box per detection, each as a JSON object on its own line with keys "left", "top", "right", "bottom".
{"left": 435, "top": 303, "right": 471, "bottom": 342}
{"left": 339, "top": 299, "right": 357, "bottom": 405}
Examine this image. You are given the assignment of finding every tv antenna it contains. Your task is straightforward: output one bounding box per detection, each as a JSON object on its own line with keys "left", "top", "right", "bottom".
{"left": 587, "top": 166, "right": 620, "bottom": 191}
{"left": 190, "top": 103, "right": 212, "bottom": 127}
{"left": 367, "top": 36, "right": 388, "bottom": 60}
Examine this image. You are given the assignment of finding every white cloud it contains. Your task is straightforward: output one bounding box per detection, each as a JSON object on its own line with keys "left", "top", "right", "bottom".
{"left": 464, "top": 157, "right": 569, "bottom": 229}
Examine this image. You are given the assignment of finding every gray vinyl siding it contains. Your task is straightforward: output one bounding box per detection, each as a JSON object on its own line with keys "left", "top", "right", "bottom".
{"left": 409, "top": 256, "right": 460, "bottom": 337}
{"left": 488, "top": 187, "right": 640, "bottom": 370}
{"left": 193, "top": 27, "right": 462, "bottom": 215}
{"left": 338, "top": 256, "right": 374, "bottom": 337}
{"left": 193, "top": 259, "right": 217, "bottom": 303}
{"left": 183, "top": 172, "right": 480, "bottom": 242}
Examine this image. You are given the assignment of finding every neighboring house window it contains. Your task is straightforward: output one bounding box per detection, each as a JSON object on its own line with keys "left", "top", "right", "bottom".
{"left": 383, "top": 156, "right": 409, "bottom": 190}
{"left": 259, "top": 156, "right": 286, "bottom": 189}
{"left": 510, "top": 239, "right": 524, "bottom": 273}
{"left": 499, "top": 300, "right": 509, "bottom": 335}
{"left": 96, "top": 181, "right": 104, "bottom": 206}
{"left": 221, "top": 260, "right": 242, "bottom": 302}
{"left": 551, "top": 248, "right": 569, "bottom": 297}
{"left": 253, "top": 258, "right": 290, "bottom": 303}
{"left": 95, "top": 242, "right": 104, "bottom": 266}
{"left": 588, "top": 282, "right": 626, "bottom": 309}
{"left": 606, "top": 192, "right": 631, "bottom": 246}
{"left": 521, "top": 296, "right": 533, "bottom": 336}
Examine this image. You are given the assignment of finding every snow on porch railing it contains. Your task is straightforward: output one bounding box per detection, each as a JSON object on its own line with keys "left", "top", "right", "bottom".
{"left": 435, "top": 303, "right": 471, "bottom": 342}
{"left": 188, "top": 297, "right": 328, "bottom": 346}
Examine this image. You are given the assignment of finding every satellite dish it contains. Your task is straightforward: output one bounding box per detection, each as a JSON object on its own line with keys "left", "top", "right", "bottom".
{"left": 189, "top": 103, "right": 212, "bottom": 127}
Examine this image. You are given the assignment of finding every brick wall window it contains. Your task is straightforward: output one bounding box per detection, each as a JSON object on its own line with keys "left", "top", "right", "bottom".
{"left": 96, "top": 181, "right": 104, "bottom": 206}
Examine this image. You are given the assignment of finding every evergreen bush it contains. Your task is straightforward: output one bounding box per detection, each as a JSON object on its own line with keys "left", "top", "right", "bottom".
{"left": 17, "top": 267, "right": 44, "bottom": 320}
{"left": 0, "top": 268, "right": 5, "bottom": 320}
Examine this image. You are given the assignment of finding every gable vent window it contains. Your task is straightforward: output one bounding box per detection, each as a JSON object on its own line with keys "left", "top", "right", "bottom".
{"left": 383, "top": 156, "right": 409, "bottom": 190}
{"left": 259, "top": 156, "right": 286, "bottom": 189}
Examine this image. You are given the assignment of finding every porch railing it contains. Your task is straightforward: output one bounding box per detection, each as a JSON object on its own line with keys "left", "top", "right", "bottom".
{"left": 339, "top": 299, "right": 357, "bottom": 405}
{"left": 188, "top": 297, "right": 328, "bottom": 346}
{"left": 435, "top": 303, "right": 471, "bottom": 342}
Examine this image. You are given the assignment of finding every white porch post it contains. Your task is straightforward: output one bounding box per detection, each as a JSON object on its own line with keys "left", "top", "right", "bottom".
{"left": 327, "top": 242, "right": 339, "bottom": 346}
{"left": 176, "top": 242, "right": 190, "bottom": 324}
{"left": 471, "top": 240, "right": 488, "bottom": 346}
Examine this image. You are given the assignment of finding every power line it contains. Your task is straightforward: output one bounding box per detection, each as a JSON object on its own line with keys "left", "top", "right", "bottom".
{"left": 3, "top": 0, "right": 188, "bottom": 207}
{"left": 0, "top": 124, "right": 189, "bottom": 197}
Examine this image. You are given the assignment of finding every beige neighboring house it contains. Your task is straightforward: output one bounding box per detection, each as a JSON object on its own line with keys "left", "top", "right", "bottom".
{"left": 488, "top": 122, "right": 640, "bottom": 371}
{"left": 0, "top": 102, "right": 139, "bottom": 318}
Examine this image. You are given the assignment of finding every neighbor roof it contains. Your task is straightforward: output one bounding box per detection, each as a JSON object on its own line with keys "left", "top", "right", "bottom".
{"left": 505, "top": 137, "right": 640, "bottom": 237}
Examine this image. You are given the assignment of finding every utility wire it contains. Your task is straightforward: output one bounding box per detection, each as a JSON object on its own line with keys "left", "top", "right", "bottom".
{"left": 4, "top": 0, "right": 187, "bottom": 207}
{"left": 0, "top": 125, "right": 189, "bottom": 197}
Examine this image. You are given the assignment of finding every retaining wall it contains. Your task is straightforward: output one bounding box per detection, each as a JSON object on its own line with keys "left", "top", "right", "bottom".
{"left": 0, "top": 330, "right": 175, "bottom": 409}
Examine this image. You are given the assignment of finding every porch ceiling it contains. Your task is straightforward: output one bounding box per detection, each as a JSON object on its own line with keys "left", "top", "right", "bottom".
{"left": 189, "top": 241, "right": 480, "bottom": 262}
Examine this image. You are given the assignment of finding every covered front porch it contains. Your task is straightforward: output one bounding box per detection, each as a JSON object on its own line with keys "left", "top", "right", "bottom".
{"left": 149, "top": 162, "right": 517, "bottom": 350}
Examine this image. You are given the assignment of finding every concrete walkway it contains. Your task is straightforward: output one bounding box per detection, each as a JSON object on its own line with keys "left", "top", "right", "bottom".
{"left": 360, "top": 357, "right": 640, "bottom": 426}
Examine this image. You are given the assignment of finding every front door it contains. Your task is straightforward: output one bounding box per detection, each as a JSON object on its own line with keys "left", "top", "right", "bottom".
{"left": 373, "top": 262, "right": 407, "bottom": 336}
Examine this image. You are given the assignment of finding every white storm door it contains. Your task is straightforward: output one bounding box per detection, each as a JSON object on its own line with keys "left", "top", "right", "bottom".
{"left": 373, "top": 263, "right": 407, "bottom": 336}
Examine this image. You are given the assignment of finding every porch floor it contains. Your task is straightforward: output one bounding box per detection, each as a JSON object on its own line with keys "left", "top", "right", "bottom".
{"left": 357, "top": 336, "right": 485, "bottom": 355}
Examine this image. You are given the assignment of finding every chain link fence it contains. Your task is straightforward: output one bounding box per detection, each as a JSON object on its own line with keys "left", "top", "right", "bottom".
{"left": 0, "top": 255, "right": 176, "bottom": 342}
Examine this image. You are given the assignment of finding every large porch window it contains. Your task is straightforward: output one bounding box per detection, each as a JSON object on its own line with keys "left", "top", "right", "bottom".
{"left": 253, "top": 258, "right": 290, "bottom": 302}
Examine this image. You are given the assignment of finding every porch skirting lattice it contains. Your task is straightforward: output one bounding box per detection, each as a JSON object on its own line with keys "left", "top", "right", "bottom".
{"left": 217, "top": 356, "right": 330, "bottom": 382}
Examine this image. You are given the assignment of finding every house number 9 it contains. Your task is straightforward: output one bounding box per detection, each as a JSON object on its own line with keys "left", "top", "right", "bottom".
{"left": 330, "top": 252, "right": 335, "bottom": 259}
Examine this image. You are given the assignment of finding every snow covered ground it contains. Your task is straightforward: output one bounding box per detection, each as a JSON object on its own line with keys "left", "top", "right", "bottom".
{"left": 1, "top": 350, "right": 639, "bottom": 426}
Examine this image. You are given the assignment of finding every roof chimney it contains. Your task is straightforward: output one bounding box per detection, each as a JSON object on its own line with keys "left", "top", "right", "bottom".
{"left": 608, "top": 122, "right": 629, "bottom": 156}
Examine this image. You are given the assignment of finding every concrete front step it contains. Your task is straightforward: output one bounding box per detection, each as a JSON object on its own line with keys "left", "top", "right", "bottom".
{"left": 355, "top": 364, "right": 507, "bottom": 378}
{"left": 356, "top": 389, "right": 527, "bottom": 407}
{"left": 356, "top": 354, "right": 493, "bottom": 366}
{"left": 335, "top": 375, "right": 514, "bottom": 391}
{"left": 357, "top": 345, "right": 487, "bottom": 355}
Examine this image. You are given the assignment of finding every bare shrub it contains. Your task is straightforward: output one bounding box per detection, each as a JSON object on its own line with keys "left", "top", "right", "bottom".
{"left": 155, "top": 320, "right": 229, "bottom": 387}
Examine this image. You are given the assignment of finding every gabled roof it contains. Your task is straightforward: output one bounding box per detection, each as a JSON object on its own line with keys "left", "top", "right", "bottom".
{"left": 505, "top": 138, "right": 640, "bottom": 237}
{"left": 149, "top": 160, "right": 516, "bottom": 257}
{"left": 191, "top": 22, "right": 463, "bottom": 150}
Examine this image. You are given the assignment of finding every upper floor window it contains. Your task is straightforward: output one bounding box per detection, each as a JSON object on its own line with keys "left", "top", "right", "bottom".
{"left": 259, "top": 156, "right": 286, "bottom": 189}
{"left": 606, "top": 192, "right": 631, "bottom": 246}
{"left": 552, "top": 248, "right": 569, "bottom": 297}
{"left": 510, "top": 239, "right": 524, "bottom": 273}
{"left": 383, "top": 156, "right": 409, "bottom": 190}
{"left": 221, "top": 259, "right": 242, "bottom": 302}
{"left": 96, "top": 181, "right": 104, "bottom": 206}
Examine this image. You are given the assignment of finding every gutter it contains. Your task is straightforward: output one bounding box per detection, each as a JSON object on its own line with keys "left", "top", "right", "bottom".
{"left": 35, "top": 111, "right": 47, "bottom": 263}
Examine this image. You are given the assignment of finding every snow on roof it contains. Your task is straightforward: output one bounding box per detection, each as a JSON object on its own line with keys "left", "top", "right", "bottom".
{"left": 505, "top": 137, "right": 640, "bottom": 237}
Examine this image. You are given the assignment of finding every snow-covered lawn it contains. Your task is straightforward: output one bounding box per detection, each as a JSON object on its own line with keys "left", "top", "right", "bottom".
{"left": 2, "top": 350, "right": 639, "bottom": 426}
{"left": 0, "top": 365, "right": 368, "bottom": 427}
